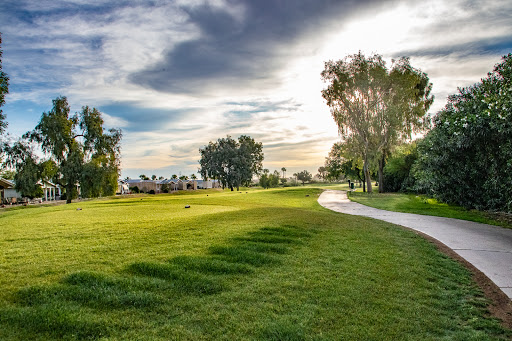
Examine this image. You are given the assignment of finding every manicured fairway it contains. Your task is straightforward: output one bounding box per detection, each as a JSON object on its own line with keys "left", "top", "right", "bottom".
{"left": 0, "top": 188, "right": 510, "bottom": 340}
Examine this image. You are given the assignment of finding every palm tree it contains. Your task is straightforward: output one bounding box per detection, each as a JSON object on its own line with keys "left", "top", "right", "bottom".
{"left": 281, "top": 167, "right": 286, "bottom": 179}
{"left": 171, "top": 174, "right": 178, "bottom": 180}
{"left": 190, "top": 174, "right": 197, "bottom": 180}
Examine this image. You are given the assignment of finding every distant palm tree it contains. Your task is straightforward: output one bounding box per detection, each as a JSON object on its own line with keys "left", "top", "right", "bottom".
{"left": 281, "top": 167, "right": 286, "bottom": 179}
{"left": 171, "top": 174, "right": 178, "bottom": 180}
{"left": 190, "top": 174, "right": 197, "bottom": 180}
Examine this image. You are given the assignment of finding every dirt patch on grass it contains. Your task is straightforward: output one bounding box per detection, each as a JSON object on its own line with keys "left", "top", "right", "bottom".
{"left": 412, "top": 229, "right": 512, "bottom": 330}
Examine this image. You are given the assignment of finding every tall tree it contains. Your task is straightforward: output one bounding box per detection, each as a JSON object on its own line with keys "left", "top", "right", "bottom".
{"left": 27, "top": 97, "right": 122, "bottom": 203}
{"left": 199, "top": 135, "right": 263, "bottom": 191}
{"left": 317, "top": 166, "right": 327, "bottom": 180}
{"left": 281, "top": 167, "right": 286, "bottom": 179}
{"left": 0, "top": 33, "right": 9, "bottom": 135}
{"left": 321, "top": 52, "right": 433, "bottom": 192}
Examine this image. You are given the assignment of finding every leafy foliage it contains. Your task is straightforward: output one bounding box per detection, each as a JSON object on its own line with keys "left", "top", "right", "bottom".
{"left": 199, "top": 135, "right": 263, "bottom": 191}
{"left": 321, "top": 52, "right": 433, "bottom": 192}
{"left": 259, "top": 170, "right": 280, "bottom": 189}
{"left": 296, "top": 170, "right": 312, "bottom": 185}
{"left": 2, "top": 140, "right": 43, "bottom": 198}
{"left": 415, "top": 54, "right": 512, "bottom": 212}
{"left": 14, "top": 157, "right": 43, "bottom": 199}
{"left": 26, "top": 97, "right": 122, "bottom": 202}
{"left": 324, "top": 141, "right": 367, "bottom": 190}
{"left": 382, "top": 142, "right": 419, "bottom": 192}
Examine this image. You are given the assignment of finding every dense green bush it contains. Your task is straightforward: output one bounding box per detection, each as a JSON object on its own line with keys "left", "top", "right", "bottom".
{"left": 382, "top": 142, "right": 419, "bottom": 193}
{"left": 415, "top": 54, "right": 512, "bottom": 212}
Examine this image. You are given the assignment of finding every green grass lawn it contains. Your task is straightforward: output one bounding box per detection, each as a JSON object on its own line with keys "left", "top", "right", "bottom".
{"left": 348, "top": 191, "right": 512, "bottom": 229}
{"left": 0, "top": 187, "right": 510, "bottom": 340}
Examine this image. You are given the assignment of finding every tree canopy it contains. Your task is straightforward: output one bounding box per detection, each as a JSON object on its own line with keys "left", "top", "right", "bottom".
{"left": 20, "top": 96, "right": 123, "bottom": 203}
{"left": 324, "top": 141, "right": 365, "bottom": 188}
{"left": 296, "top": 170, "right": 312, "bottom": 185}
{"left": 321, "top": 52, "right": 433, "bottom": 192}
{"left": 2, "top": 140, "right": 43, "bottom": 198}
{"left": 199, "top": 135, "right": 263, "bottom": 191}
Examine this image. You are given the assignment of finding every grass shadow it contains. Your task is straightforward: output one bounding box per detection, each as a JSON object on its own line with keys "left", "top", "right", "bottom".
{"left": 1, "top": 224, "right": 313, "bottom": 339}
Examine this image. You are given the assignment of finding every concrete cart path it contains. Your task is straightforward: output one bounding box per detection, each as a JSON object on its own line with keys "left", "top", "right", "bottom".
{"left": 318, "top": 190, "right": 512, "bottom": 300}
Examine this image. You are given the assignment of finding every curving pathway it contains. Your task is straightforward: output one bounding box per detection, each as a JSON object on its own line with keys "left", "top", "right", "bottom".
{"left": 318, "top": 190, "right": 512, "bottom": 300}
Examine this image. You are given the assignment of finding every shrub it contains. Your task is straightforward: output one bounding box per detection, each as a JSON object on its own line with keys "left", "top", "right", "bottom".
{"left": 383, "top": 142, "right": 419, "bottom": 193}
{"left": 414, "top": 54, "right": 512, "bottom": 212}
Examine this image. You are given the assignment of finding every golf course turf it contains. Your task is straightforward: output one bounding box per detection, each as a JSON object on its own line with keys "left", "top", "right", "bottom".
{"left": 0, "top": 187, "right": 510, "bottom": 340}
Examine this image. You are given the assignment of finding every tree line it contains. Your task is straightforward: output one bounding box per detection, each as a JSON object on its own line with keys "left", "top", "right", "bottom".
{"left": 322, "top": 52, "right": 512, "bottom": 213}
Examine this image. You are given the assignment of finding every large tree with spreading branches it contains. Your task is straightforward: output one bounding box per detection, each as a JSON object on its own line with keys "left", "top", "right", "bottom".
{"left": 321, "top": 52, "right": 433, "bottom": 192}
{"left": 26, "top": 96, "right": 122, "bottom": 203}
{"left": 199, "top": 135, "right": 263, "bottom": 191}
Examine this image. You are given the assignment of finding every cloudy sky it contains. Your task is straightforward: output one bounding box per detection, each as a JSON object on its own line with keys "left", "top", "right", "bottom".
{"left": 1, "top": 0, "right": 511, "bottom": 179}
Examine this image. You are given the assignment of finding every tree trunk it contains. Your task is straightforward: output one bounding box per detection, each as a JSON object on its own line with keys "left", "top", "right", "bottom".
{"left": 363, "top": 160, "right": 372, "bottom": 193}
{"left": 66, "top": 184, "right": 73, "bottom": 204}
{"left": 378, "top": 153, "right": 385, "bottom": 193}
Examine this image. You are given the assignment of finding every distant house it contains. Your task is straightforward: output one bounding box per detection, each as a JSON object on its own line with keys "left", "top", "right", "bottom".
{"left": 158, "top": 179, "right": 178, "bottom": 192}
{"left": 124, "top": 178, "right": 201, "bottom": 193}
{"left": 0, "top": 178, "right": 21, "bottom": 204}
{"left": 39, "top": 180, "right": 61, "bottom": 201}
{"left": 196, "top": 179, "right": 221, "bottom": 189}
{"left": 1, "top": 178, "right": 64, "bottom": 204}
{"left": 117, "top": 180, "right": 130, "bottom": 195}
